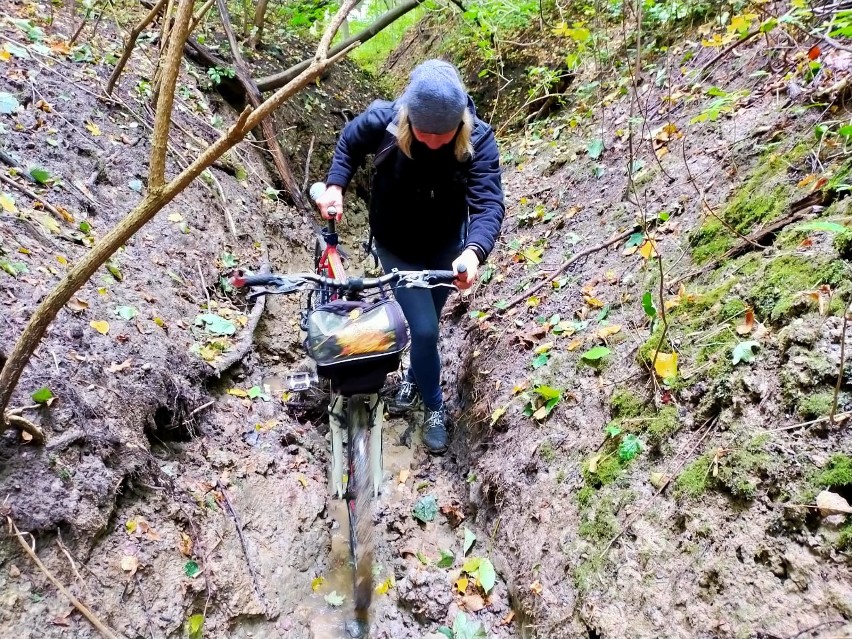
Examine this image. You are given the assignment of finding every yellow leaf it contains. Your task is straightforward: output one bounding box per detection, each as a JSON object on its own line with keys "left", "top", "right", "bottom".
{"left": 85, "top": 121, "right": 102, "bottom": 136}
{"left": 297, "top": 474, "right": 308, "bottom": 488}
{"left": 90, "top": 320, "right": 110, "bottom": 335}
{"left": 18, "top": 247, "right": 30, "bottom": 254}
{"left": 125, "top": 519, "right": 138, "bottom": 535}
{"left": 639, "top": 239, "right": 658, "bottom": 259}
{"left": 198, "top": 345, "right": 219, "bottom": 361}
{"left": 0, "top": 193, "right": 17, "bottom": 212}
{"left": 97, "top": 287, "right": 108, "bottom": 295}
{"left": 653, "top": 352, "right": 678, "bottom": 379}
{"left": 398, "top": 469, "right": 410, "bottom": 484}
{"left": 228, "top": 388, "right": 249, "bottom": 397}
{"left": 167, "top": 213, "right": 184, "bottom": 222}
{"left": 512, "top": 380, "right": 529, "bottom": 394}
{"left": 534, "top": 342, "right": 553, "bottom": 355}
{"left": 311, "top": 576, "right": 325, "bottom": 592}
{"left": 605, "top": 270, "right": 617, "bottom": 283}
{"left": 0, "top": 49, "right": 10, "bottom": 62}
{"left": 527, "top": 296, "right": 540, "bottom": 307}
{"left": 120, "top": 555, "right": 139, "bottom": 574}
{"left": 530, "top": 581, "right": 543, "bottom": 595}
{"left": 154, "top": 317, "right": 165, "bottom": 328}
{"left": 491, "top": 405, "right": 508, "bottom": 425}
{"left": 375, "top": 577, "right": 394, "bottom": 595}
{"left": 179, "top": 533, "right": 193, "bottom": 557}
{"left": 456, "top": 576, "right": 469, "bottom": 593}
{"left": 56, "top": 255, "right": 68, "bottom": 265}
{"left": 39, "top": 215, "right": 61, "bottom": 234}
{"left": 585, "top": 296, "right": 605, "bottom": 308}
{"left": 55, "top": 206, "right": 74, "bottom": 223}
{"left": 597, "top": 324, "right": 621, "bottom": 339}
{"left": 567, "top": 339, "right": 583, "bottom": 351}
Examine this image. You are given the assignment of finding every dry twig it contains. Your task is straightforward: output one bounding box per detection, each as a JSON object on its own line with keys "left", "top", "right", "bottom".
{"left": 830, "top": 297, "right": 851, "bottom": 424}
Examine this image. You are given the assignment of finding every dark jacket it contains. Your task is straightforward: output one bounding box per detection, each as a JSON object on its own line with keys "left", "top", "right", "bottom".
{"left": 325, "top": 98, "right": 505, "bottom": 263}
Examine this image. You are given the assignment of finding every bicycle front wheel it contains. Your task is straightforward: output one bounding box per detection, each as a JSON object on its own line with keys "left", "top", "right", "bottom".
{"left": 347, "top": 397, "right": 375, "bottom": 614}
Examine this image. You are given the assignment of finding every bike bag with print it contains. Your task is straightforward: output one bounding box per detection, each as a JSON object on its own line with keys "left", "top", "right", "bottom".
{"left": 304, "top": 298, "right": 408, "bottom": 394}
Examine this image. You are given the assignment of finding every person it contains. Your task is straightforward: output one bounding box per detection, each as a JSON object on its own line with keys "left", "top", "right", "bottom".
{"left": 315, "top": 59, "right": 505, "bottom": 454}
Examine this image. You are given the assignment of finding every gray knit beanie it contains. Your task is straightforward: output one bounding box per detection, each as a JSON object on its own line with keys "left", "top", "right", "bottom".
{"left": 401, "top": 60, "right": 467, "bottom": 134}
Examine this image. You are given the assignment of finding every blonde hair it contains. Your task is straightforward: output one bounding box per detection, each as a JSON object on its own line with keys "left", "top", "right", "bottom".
{"left": 396, "top": 105, "right": 474, "bottom": 162}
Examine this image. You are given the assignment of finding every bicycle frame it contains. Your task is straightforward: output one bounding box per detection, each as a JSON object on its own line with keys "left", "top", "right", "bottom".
{"left": 315, "top": 218, "right": 346, "bottom": 304}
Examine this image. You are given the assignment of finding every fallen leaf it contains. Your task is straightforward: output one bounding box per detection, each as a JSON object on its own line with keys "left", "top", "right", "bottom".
{"left": 138, "top": 520, "right": 162, "bottom": 541}
{"left": 461, "top": 594, "right": 486, "bottom": 612}
{"left": 375, "top": 577, "right": 394, "bottom": 595}
{"left": 463, "top": 527, "right": 476, "bottom": 555}
{"left": 125, "top": 519, "right": 138, "bottom": 535}
{"left": 21, "top": 431, "right": 33, "bottom": 443}
{"left": 179, "top": 533, "right": 193, "bottom": 557}
{"left": 529, "top": 581, "right": 543, "bottom": 595}
{"left": 297, "top": 474, "right": 308, "bottom": 488}
{"left": 440, "top": 501, "right": 466, "bottom": 527}
{"left": 228, "top": 388, "right": 249, "bottom": 398}
{"left": 490, "top": 405, "right": 508, "bottom": 425}
{"left": 324, "top": 591, "right": 345, "bottom": 607}
{"left": 107, "top": 358, "right": 132, "bottom": 373}
{"left": 502, "top": 610, "right": 516, "bottom": 625}
{"left": 455, "top": 576, "right": 469, "bottom": 593}
{"left": 639, "top": 238, "right": 658, "bottom": 259}
{"left": 398, "top": 469, "right": 410, "bottom": 484}
{"left": 736, "top": 307, "right": 755, "bottom": 335}
{"left": 650, "top": 471, "right": 671, "bottom": 489}
{"left": 534, "top": 342, "right": 553, "bottom": 355}
{"left": 653, "top": 352, "right": 678, "bottom": 379}
{"left": 9, "top": 565, "right": 20, "bottom": 578}
{"left": 567, "top": 339, "right": 583, "bottom": 351}
{"left": 311, "top": 576, "right": 325, "bottom": 592}
{"left": 66, "top": 297, "right": 89, "bottom": 312}
{"left": 168, "top": 213, "right": 184, "bottom": 223}
{"left": 597, "top": 324, "right": 621, "bottom": 339}
{"left": 120, "top": 555, "right": 139, "bottom": 575}
{"left": 816, "top": 490, "right": 852, "bottom": 516}
{"left": 0, "top": 192, "right": 17, "bottom": 212}
{"left": 808, "top": 45, "right": 821, "bottom": 60}
{"left": 85, "top": 121, "right": 101, "bottom": 136}
{"left": 90, "top": 320, "right": 110, "bottom": 335}
{"left": 584, "top": 296, "right": 605, "bottom": 308}
{"left": 587, "top": 452, "right": 603, "bottom": 474}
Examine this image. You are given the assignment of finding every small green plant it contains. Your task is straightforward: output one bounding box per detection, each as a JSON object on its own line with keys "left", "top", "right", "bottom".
{"left": 690, "top": 87, "right": 750, "bottom": 124}
{"left": 207, "top": 66, "right": 236, "bottom": 85}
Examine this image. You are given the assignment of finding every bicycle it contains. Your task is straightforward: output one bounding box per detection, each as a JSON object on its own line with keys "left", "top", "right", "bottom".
{"left": 231, "top": 255, "right": 465, "bottom": 637}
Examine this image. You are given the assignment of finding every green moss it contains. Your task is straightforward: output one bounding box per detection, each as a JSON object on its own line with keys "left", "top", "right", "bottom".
{"left": 637, "top": 322, "right": 666, "bottom": 367}
{"left": 815, "top": 454, "right": 852, "bottom": 488}
{"left": 577, "top": 485, "right": 594, "bottom": 507}
{"left": 573, "top": 554, "right": 605, "bottom": 593}
{"left": 690, "top": 218, "right": 734, "bottom": 264}
{"left": 715, "top": 436, "right": 771, "bottom": 499}
{"left": 578, "top": 495, "right": 618, "bottom": 543}
{"left": 797, "top": 391, "right": 836, "bottom": 420}
{"left": 748, "top": 256, "right": 850, "bottom": 323}
{"left": 675, "top": 454, "right": 712, "bottom": 498}
{"left": 719, "top": 298, "right": 748, "bottom": 322}
{"left": 723, "top": 184, "right": 791, "bottom": 235}
{"left": 838, "top": 522, "right": 852, "bottom": 550}
{"left": 539, "top": 439, "right": 556, "bottom": 463}
{"left": 834, "top": 229, "right": 852, "bottom": 260}
{"left": 610, "top": 389, "right": 645, "bottom": 419}
{"left": 646, "top": 405, "right": 680, "bottom": 447}
{"left": 583, "top": 455, "right": 623, "bottom": 487}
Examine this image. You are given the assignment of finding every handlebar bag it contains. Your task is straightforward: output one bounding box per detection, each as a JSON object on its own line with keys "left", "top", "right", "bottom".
{"left": 304, "top": 298, "right": 409, "bottom": 394}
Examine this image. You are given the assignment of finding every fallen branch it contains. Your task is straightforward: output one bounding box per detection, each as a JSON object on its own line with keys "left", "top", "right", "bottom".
{"left": 0, "top": 172, "right": 67, "bottom": 221}
{"left": 7, "top": 517, "right": 120, "bottom": 639}
{"left": 206, "top": 169, "right": 238, "bottom": 237}
{"left": 499, "top": 227, "right": 637, "bottom": 312}
{"left": 217, "top": 483, "right": 268, "bottom": 616}
{"left": 761, "top": 411, "right": 851, "bottom": 433}
{"left": 107, "top": 0, "right": 168, "bottom": 94}
{"left": 213, "top": 262, "right": 269, "bottom": 374}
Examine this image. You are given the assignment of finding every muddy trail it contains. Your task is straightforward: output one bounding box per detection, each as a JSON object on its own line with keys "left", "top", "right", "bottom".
{"left": 3, "top": 1, "right": 852, "bottom": 639}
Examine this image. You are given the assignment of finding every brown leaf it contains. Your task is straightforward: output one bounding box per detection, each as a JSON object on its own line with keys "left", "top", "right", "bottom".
{"left": 440, "top": 501, "right": 466, "bottom": 527}
{"left": 529, "top": 581, "right": 543, "bottom": 595}
{"left": 735, "top": 307, "right": 755, "bottom": 335}
{"left": 107, "top": 358, "right": 133, "bottom": 373}
{"left": 461, "top": 594, "right": 487, "bottom": 612}
{"left": 9, "top": 564, "right": 20, "bottom": 578}
{"left": 66, "top": 297, "right": 89, "bottom": 312}
{"left": 514, "top": 324, "right": 548, "bottom": 348}
{"left": 808, "top": 45, "right": 821, "bottom": 60}
{"left": 137, "top": 520, "right": 162, "bottom": 541}
{"left": 179, "top": 533, "right": 193, "bottom": 557}
{"left": 502, "top": 610, "right": 516, "bottom": 625}
{"left": 120, "top": 555, "right": 139, "bottom": 575}
{"left": 816, "top": 490, "right": 852, "bottom": 516}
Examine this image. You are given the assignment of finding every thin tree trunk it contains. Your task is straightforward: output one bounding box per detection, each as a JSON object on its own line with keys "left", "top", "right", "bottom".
{"left": 190, "top": 0, "right": 216, "bottom": 32}
{"left": 107, "top": 0, "right": 168, "bottom": 94}
{"left": 256, "top": 0, "right": 425, "bottom": 92}
{"left": 216, "top": 0, "right": 308, "bottom": 210}
{"left": 0, "top": 0, "right": 360, "bottom": 435}
{"left": 150, "top": 0, "right": 194, "bottom": 190}
{"left": 248, "top": 0, "right": 270, "bottom": 48}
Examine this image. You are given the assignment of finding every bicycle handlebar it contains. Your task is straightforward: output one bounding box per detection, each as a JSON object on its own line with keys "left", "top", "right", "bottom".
{"left": 230, "top": 265, "right": 466, "bottom": 299}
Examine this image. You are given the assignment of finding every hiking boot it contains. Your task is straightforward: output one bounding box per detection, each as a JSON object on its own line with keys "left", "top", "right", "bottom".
{"left": 422, "top": 407, "right": 448, "bottom": 454}
{"left": 389, "top": 379, "right": 418, "bottom": 415}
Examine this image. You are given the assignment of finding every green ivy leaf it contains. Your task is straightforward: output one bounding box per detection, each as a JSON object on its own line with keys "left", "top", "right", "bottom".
{"left": 0, "top": 92, "right": 20, "bottom": 114}
{"left": 31, "top": 387, "right": 54, "bottom": 403}
{"left": 185, "top": 614, "right": 204, "bottom": 639}
{"left": 732, "top": 340, "right": 760, "bottom": 365}
{"left": 29, "top": 167, "right": 51, "bottom": 184}
{"left": 194, "top": 313, "right": 236, "bottom": 336}
{"left": 115, "top": 305, "right": 138, "bottom": 320}
{"left": 221, "top": 252, "right": 238, "bottom": 268}
{"left": 581, "top": 346, "right": 611, "bottom": 362}
{"left": 531, "top": 352, "right": 550, "bottom": 369}
{"left": 587, "top": 138, "right": 604, "bottom": 159}
{"left": 625, "top": 232, "right": 645, "bottom": 248}
{"left": 184, "top": 560, "right": 201, "bottom": 578}
{"left": 618, "top": 434, "right": 642, "bottom": 461}
{"left": 412, "top": 495, "right": 438, "bottom": 523}
{"left": 463, "top": 527, "right": 476, "bottom": 555}
{"left": 437, "top": 549, "right": 455, "bottom": 569}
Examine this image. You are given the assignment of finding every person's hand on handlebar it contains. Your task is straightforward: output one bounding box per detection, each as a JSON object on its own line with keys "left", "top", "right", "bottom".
{"left": 315, "top": 184, "right": 344, "bottom": 221}
{"left": 452, "top": 249, "right": 480, "bottom": 290}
